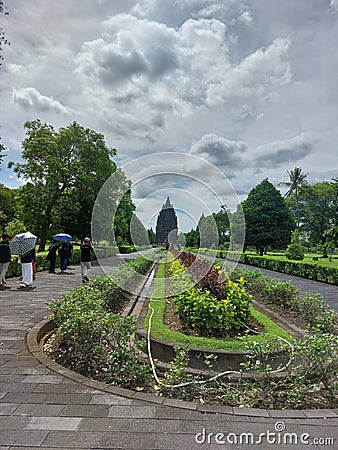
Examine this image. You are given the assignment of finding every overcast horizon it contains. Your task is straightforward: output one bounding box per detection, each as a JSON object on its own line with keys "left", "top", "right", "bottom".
{"left": 1, "top": 0, "right": 338, "bottom": 232}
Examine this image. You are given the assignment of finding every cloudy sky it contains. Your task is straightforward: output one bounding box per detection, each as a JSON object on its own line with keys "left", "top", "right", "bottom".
{"left": 1, "top": 0, "right": 338, "bottom": 232}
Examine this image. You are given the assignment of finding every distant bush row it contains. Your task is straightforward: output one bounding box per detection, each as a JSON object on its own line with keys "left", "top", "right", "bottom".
{"left": 228, "top": 253, "right": 338, "bottom": 285}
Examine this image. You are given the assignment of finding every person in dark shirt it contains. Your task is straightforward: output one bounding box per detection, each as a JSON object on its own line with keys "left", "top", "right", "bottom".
{"left": 64, "top": 241, "right": 74, "bottom": 268}
{"left": 0, "top": 233, "right": 11, "bottom": 286}
{"left": 58, "top": 242, "right": 69, "bottom": 272}
{"left": 47, "top": 240, "right": 58, "bottom": 273}
{"left": 80, "top": 237, "right": 94, "bottom": 283}
{"left": 20, "top": 249, "right": 36, "bottom": 288}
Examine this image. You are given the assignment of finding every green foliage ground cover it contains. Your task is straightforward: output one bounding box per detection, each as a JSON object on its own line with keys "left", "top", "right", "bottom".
{"left": 47, "top": 256, "right": 153, "bottom": 387}
{"left": 144, "top": 260, "right": 292, "bottom": 351}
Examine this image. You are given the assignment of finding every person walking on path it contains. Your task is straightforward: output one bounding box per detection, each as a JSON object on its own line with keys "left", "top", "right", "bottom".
{"left": 64, "top": 240, "right": 74, "bottom": 268}
{"left": 47, "top": 240, "right": 58, "bottom": 273}
{"left": 58, "top": 242, "right": 69, "bottom": 272}
{"left": 80, "top": 237, "right": 94, "bottom": 283}
{"left": 0, "top": 233, "right": 11, "bottom": 286}
{"left": 20, "top": 248, "right": 35, "bottom": 288}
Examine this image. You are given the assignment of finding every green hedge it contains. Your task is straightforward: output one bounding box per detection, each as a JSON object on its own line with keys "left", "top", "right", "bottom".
{"left": 235, "top": 254, "right": 338, "bottom": 285}
{"left": 118, "top": 245, "right": 136, "bottom": 254}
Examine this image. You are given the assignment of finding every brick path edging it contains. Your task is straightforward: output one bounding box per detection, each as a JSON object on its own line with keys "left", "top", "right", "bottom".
{"left": 25, "top": 318, "right": 338, "bottom": 421}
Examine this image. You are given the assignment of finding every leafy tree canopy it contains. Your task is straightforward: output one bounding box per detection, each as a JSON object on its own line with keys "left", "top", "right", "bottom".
{"left": 243, "top": 178, "right": 295, "bottom": 255}
{"left": 9, "top": 120, "right": 117, "bottom": 250}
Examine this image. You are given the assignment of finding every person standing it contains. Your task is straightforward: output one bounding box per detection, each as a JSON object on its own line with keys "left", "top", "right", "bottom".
{"left": 80, "top": 237, "right": 94, "bottom": 283}
{"left": 64, "top": 240, "right": 74, "bottom": 268}
{"left": 47, "top": 240, "right": 58, "bottom": 273}
{"left": 58, "top": 242, "right": 69, "bottom": 272}
{"left": 0, "top": 233, "right": 11, "bottom": 286}
{"left": 20, "top": 248, "right": 35, "bottom": 288}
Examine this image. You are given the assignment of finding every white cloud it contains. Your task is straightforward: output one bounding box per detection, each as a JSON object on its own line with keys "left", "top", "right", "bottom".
{"left": 12, "top": 87, "right": 74, "bottom": 114}
{"left": 206, "top": 37, "right": 292, "bottom": 105}
{"left": 189, "top": 133, "right": 247, "bottom": 175}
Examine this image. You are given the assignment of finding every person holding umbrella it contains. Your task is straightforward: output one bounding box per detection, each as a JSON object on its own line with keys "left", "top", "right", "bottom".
{"left": 20, "top": 248, "right": 36, "bottom": 288}
{"left": 9, "top": 232, "right": 37, "bottom": 288}
{"left": 52, "top": 233, "right": 72, "bottom": 273}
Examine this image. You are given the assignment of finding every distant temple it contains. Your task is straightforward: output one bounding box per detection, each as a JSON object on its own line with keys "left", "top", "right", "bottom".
{"left": 155, "top": 197, "right": 178, "bottom": 244}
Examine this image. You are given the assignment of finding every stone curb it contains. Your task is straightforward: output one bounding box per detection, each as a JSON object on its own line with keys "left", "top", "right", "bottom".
{"left": 26, "top": 319, "right": 338, "bottom": 420}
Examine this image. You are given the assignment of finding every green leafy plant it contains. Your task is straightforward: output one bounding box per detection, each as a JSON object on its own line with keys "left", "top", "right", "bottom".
{"left": 285, "top": 229, "right": 304, "bottom": 260}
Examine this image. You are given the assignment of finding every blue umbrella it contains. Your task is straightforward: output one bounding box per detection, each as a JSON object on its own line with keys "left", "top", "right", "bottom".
{"left": 53, "top": 233, "right": 72, "bottom": 241}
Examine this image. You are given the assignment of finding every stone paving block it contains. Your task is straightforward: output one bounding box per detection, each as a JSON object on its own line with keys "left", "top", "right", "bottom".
{"left": 197, "top": 403, "right": 233, "bottom": 415}
{"left": 155, "top": 406, "right": 201, "bottom": 420}
{"left": 129, "top": 418, "right": 182, "bottom": 433}
{"left": 268, "top": 409, "right": 307, "bottom": 418}
{"left": 162, "top": 398, "right": 198, "bottom": 410}
{"left": 21, "top": 374, "right": 66, "bottom": 384}
{"left": 25, "top": 416, "right": 82, "bottom": 431}
{"left": 90, "top": 394, "right": 134, "bottom": 405}
{"left": 78, "top": 418, "right": 131, "bottom": 432}
{"left": 62, "top": 404, "right": 111, "bottom": 418}
{"left": 42, "top": 430, "right": 102, "bottom": 448}
{"left": 0, "top": 416, "right": 31, "bottom": 430}
{"left": 0, "top": 404, "right": 18, "bottom": 416}
{"left": 103, "top": 385, "right": 136, "bottom": 398}
{"left": 100, "top": 431, "right": 156, "bottom": 449}
{"left": 233, "top": 407, "right": 270, "bottom": 417}
{"left": 302, "top": 409, "right": 338, "bottom": 418}
{"left": 13, "top": 403, "right": 66, "bottom": 417}
{"left": 33, "top": 383, "right": 88, "bottom": 394}
{"left": 44, "top": 393, "right": 92, "bottom": 404}
{"left": 2, "top": 392, "right": 48, "bottom": 404}
{"left": 0, "top": 430, "right": 49, "bottom": 447}
{"left": 0, "top": 375, "right": 25, "bottom": 384}
{"left": 108, "top": 405, "right": 157, "bottom": 419}
{"left": 0, "top": 383, "right": 38, "bottom": 393}
{"left": 132, "top": 392, "right": 164, "bottom": 404}
{"left": 153, "top": 432, "right": 204, "bottom": 450}
{"left": 13, "top": 366, "right": 52, "bottom": 375}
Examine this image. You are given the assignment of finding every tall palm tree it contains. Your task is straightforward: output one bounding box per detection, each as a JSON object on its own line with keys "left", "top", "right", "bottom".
{"left": 278, "top": 167, "right": 309, "bottom": 228}
{"left": 278, "top": 167, "right": 309, "bottom": 198}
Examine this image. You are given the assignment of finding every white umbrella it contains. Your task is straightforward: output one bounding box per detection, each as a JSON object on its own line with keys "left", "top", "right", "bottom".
{"left": 9, "top": 232, "right": 37, "bottom": 256}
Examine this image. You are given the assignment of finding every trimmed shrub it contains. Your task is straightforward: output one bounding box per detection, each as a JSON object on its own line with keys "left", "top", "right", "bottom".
{"left": 285, "top": 230, "right": 304, "bottom": 261}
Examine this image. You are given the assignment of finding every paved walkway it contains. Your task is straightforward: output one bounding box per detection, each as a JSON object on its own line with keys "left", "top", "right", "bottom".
{"left": 0, "top": 257, "right": 337, "bottom": 449}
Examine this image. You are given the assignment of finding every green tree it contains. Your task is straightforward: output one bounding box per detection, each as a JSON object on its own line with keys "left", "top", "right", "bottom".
{"left": 129, "top": 213, "right": 149, "bottom": 247}
{"left": 243, "top": 179, "right": 295, "bottom": 255}
{"left": 299, "top": 182, "right": 337, "bottom": 256}
{"left": 184, "top": 228, "right": 199, "bottom": 248}
{"left": 213, "top": 208, "right": 230, "bottom": 245}
{"left": 0, "top": 184, "right": 15, "bottom": 232}
{"left": 147, "top": 228, "right": 156, "bottom": 245}
{"left": 9, "top": 120, "right": 116, "bottom": 251}
{"left": 278, "top": 167, "right": 308, "bottom": 227}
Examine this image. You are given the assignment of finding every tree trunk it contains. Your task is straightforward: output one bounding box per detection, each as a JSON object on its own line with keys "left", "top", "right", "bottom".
{"left": 259, "top": 246, "right": 264, "bottom": 256}
{"left": 38, "top": 185, "right": 67, "bottom": 251}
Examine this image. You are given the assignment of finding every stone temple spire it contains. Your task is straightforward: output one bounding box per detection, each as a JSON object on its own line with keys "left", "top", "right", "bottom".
{"left": 155, "top": 197, "right": 178, "bottom": 244}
